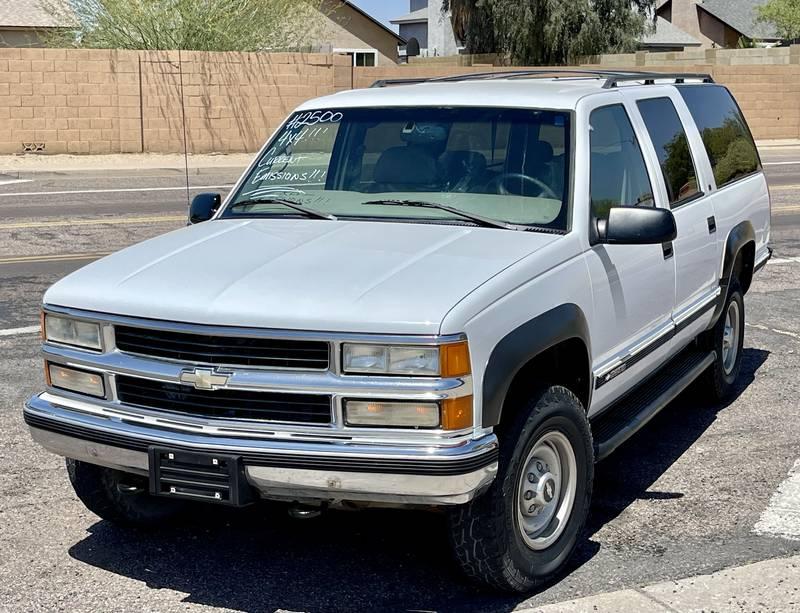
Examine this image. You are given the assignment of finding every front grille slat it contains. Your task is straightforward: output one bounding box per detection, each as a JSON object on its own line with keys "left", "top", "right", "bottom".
{"left": 114, "top": 325, "right": 330, "bottom": 370}
{"left": 116, "top": 376, "right": 332, "bottom": 424}
{"left": 114, "top": 340, "right": 328, "bottom": 364}
{"left": 117, "top": 387, "right": 330, "bottom": 409}
{"left": 115, "top": 333, "right": 327, "bottom": 355}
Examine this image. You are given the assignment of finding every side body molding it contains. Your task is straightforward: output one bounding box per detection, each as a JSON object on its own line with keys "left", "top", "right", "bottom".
{"left": 708, "top": 220, "right": 755, "bottom": 328}
{"left": 481, "top": 304, "right": 591, "bottom": 427}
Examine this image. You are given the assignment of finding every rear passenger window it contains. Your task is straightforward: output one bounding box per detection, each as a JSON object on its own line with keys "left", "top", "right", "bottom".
{"left": 590, "top": 105, "right": 654, "bottom": 221}
{"left": 637, "top": 97, "right": 700, "bottom": 206}
{"left": 677, "top": 85, "right": 761, "bottom": 188}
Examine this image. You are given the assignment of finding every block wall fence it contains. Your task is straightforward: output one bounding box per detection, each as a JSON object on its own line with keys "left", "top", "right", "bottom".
{"left": 0, "top": 47, "right": 797, "bottom": 156}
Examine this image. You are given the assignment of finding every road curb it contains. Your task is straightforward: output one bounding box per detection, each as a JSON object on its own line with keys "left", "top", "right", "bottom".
{"left": 521, "top": 554, "right": 800, "bottom": 612}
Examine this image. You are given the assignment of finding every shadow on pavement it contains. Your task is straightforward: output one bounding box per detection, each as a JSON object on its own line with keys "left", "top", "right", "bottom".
{"left": 588, "top": 347, "right": 770, "bottom": 538}
{"left": 67, "top": 348, "right": 769, "bottom": 613}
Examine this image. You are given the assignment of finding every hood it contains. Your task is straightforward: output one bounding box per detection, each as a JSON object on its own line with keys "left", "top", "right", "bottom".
{"left": 45, "top": 219, "right": 559, "bottom": 334}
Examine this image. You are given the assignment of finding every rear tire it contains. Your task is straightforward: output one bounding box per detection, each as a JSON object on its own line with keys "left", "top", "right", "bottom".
{"left": 700, "top": 278, "right": 745, "bottom": 402}
{"left": 67, "top": 459, "right": 187, "bottom": 527}
{"left": 448, "top": 385, "right": 593, "bottom": 593}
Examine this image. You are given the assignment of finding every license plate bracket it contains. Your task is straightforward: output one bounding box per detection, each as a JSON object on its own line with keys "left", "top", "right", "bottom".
{"left": 148, "top": 447, "right": 255, "bottom": 506}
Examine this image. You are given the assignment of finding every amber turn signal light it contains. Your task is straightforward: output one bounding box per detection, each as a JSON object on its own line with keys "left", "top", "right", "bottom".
{"left": 440, "top": 341, "right": 471, "bottom": 377}
{"left": 441, "top": 395, "right": 473, "bottom": 430}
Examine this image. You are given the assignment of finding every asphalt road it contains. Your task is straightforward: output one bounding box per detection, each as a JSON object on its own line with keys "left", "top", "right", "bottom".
{"left": 1, "top": 148, "right": 799, "bottom": 612}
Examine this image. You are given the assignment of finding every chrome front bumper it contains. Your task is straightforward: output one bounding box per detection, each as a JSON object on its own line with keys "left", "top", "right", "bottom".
{"left": 25, "top": 394, "right": 499, "bottom": 506}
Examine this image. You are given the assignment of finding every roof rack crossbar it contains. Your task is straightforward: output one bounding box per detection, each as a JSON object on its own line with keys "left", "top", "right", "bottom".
{"left": 602, "top": 72, "right": 714, "bottom": 88}
{"left": 370, "top": 77, "right": 431, "bottom": 88}
{"left": 369, "top": 70, "right": 715, "bottom": 89}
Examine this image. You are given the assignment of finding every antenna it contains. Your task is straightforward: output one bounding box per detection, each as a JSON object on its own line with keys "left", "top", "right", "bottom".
{"left": 177, "top": 48, "right": 190, "bottom": 208}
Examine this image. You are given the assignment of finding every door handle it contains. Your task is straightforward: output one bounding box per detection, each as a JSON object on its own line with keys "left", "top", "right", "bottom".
{"left": 707, "top": 216, "right": 717, "bottom": 234}
{"left": 662, "top": 242, "right": 674, "bottom": 260}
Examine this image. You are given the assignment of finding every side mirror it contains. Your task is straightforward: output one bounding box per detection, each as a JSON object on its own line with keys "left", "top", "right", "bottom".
{"left": 597, "top": 206, "right": 677, "bottom": 245}
{"left": 189, "top": 193, "right": 221, "bottom": 224}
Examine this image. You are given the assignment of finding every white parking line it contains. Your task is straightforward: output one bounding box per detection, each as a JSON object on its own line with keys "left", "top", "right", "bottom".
{"left": 754, "top": 459, "right": 800, "bottom": 541}
{"left": 764, "top": 161, "right": 800, "bottom": 166}
{"left": 769, "top": 257, "right": 800, "bottom": 264}
{"left": 0, "top": 179, "right": 32, "bottom": 186}
{"left": 0, "top": 184, "right": 234, "bottom": 198}
{"left": 0, "top": 325, "right": 40, "bottom": 337}
{"left": 745, "top": 322, "right": 800, "bottom": 340}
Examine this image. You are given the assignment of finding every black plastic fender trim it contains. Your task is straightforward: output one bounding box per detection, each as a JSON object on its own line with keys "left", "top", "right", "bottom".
{"left": 481, "top": 304, "right": 591, "bottom": 427}
{"left": 708, "top": 220, "right": 756, "bottom": 329}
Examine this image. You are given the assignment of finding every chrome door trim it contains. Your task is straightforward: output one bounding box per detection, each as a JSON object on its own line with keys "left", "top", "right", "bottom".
{"left": 593, "top": 320, "right": 674, "bottom": 388}
{"left": 593, "top": 285, "right": 720, "bottom": 389}
{"left": 673, "top": 286, "right": 721, "bottom": 330}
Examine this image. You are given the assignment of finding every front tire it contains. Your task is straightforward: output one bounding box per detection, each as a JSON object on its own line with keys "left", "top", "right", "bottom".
{"left": 448, "top": 386, "right": 593, "bottom": 593}
{"left": 67, "top": 459, "right": 187, "bottom": 527}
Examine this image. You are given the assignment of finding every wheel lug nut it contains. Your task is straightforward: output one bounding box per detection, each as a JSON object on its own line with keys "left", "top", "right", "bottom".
{"left": 528, "top": 504, "right": 537, "bottom": 514}
{"left": 527, "top": 473, "right": 536, "bottom": 483}
{"left": 524, "top": 490, "right": 533, "bottom": 500}
{"left": 536, "top": 461, "right": 544, "bottom": 472}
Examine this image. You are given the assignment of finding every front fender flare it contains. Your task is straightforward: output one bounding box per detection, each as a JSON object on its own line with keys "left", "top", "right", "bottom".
{"left": 481, "top": 304, "right": 591, "bottom": 427}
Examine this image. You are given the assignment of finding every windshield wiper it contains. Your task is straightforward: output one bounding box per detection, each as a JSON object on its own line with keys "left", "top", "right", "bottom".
{"left": 363, "top": 199, "right": 532, "bottom": 232}
{"left": 230, "top": 197, "right": 337, "bottom": 221}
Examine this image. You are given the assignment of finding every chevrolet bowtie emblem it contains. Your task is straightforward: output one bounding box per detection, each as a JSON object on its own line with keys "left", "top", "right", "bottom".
{"left": 179, "top": 367, "right": 230, "bottom": 390}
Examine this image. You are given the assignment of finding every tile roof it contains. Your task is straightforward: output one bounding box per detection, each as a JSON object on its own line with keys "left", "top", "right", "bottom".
{"left": 640, "top": 16, "right": 703, "bottom": 47}
{"left": 699, "top": 0, "right": 779, "bottom": 40}
{"left": 390, "top": 7, "right": 428, "bottom": 24}
{"left": 0, "top": 0, "right": 68, "bottom": 28}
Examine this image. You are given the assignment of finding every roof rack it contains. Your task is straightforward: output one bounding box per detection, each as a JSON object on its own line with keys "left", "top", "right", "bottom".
{"left": 603, "top": 72, "right": 714, "bottom": 88}
{"left": 370, "top": 70, "right": 714, "bottom": 89}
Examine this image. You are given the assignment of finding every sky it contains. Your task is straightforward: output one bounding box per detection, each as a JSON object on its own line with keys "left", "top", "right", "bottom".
{"left": 349, "top": 0, "right": 407, "bottom": 31}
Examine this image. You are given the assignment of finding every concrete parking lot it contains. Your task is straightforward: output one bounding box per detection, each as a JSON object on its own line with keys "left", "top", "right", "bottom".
{"left": 1, "top": 146, "right": 799, "bottom": 612}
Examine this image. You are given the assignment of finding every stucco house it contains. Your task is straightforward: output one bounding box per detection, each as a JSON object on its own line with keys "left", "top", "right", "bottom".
{"left": 0, "top": 0, "right": 68, "bottom": 47}
{"left": 0, "top": 0, "right": 405, "bottom": 65}
{"left": 320, "top": 0, "right": 406, "bottom": 65}
{"left": 391, "top": 0, "right": 461, "bottom": 58}
{"left": 654, "top": 0, "right": 782, "bottom": 48}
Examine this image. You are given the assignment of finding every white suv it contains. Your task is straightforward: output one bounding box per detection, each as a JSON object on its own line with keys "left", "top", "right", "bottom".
{"left": 26, "top": 71, "right": 771, "bottom": 592}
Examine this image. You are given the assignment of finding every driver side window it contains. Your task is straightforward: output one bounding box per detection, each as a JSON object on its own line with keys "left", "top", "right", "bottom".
{"left": 590, "top": 105, "right": 654, "bottom": 221}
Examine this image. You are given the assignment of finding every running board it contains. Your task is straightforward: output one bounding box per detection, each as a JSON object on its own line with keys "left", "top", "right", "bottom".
{"left": 591, "top": 348, "right": 716, "bottom": 461}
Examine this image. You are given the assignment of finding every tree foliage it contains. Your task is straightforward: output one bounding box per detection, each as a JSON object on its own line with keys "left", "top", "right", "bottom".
{"left": 443, "top": 0, "right": 656, "bottom": 65}
{"left": 756, "top": 0, "right": 800, "bottom": 41}
{"left": 41, "top": 0, "right": 330, "bottom": 51}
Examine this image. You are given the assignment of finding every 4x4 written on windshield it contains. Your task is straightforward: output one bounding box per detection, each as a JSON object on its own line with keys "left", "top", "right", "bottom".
{"left": 226, "top": 106, "right": 572, "bottom": 232}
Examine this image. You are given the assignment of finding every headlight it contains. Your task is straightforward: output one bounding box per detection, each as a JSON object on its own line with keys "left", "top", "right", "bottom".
{"left": 47, "top": 363, "right": 105, "bottom": 397}
{"left": 43, "top": 314, "right": 102, "bottom": 351}
{"left": 342, "top": 341, "right": 470, "bottom": 377}
{"left": 345, "top": 400, "right": 440, "bottom": 428}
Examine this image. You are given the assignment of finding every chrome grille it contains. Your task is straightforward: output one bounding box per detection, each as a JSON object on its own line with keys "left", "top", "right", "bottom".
{"left": 114, "top": 325, "right": 330, "bottom": 370}
{"left": 116, "top": 375, "right": 332, "bottom": 424}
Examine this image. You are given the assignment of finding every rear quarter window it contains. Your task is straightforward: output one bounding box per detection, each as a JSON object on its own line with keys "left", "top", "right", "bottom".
{"left": 677, "top": 85, "right": 761, "bottom": 189}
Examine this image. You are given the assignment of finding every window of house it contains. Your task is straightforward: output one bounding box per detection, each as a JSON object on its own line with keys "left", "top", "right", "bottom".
{"left": 637, "top": 97, "right": 701, "bottom": 206}
{"left": 677, "top": 85, "right": 761, "bottom": 189}
{"left": 335, "top": 49, "right": 377, "bottom": 67}
{"left": 590, "top": 105, "right": 655, "bottom": 221}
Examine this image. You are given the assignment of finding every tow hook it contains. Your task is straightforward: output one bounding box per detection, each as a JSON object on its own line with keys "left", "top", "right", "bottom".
{"left": 287, "top": 502, "right": 326, "bottom": 519}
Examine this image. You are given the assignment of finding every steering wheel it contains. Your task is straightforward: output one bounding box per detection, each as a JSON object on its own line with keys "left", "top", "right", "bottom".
{"left": 487, "top": 173, "right": 558, "bottom": 199}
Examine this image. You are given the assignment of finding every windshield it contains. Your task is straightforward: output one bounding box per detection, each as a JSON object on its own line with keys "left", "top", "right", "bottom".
{"left": 222, "top": 107, "right": 572, "bottom": 231}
